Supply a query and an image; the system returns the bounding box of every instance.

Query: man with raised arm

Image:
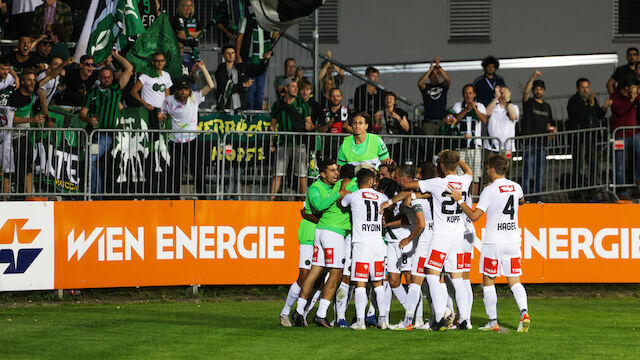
[447,154,530,333]
[383,150,473,330]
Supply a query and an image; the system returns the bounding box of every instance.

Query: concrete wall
[306,0,635,114]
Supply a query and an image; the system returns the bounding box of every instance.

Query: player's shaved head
[438,150,460,172]
[356,168,375,186]
[397,164,416,179]
[420,163,437,179]
[488,154,509,175]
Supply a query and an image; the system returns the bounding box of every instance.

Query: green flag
[116,0,146,47]
[126,13,182,78]
[87,0,119,64]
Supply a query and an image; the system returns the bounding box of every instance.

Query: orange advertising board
[54,201,301,288]
[48,201,640,289]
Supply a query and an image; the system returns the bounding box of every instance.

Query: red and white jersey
[341,188,389,244]
[418,174,472,234]
[476,177,523,243]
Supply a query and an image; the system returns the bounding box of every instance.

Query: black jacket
[566,93,605,130]
[214,60,268,110]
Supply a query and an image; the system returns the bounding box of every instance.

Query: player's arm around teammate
[447,154,530,332]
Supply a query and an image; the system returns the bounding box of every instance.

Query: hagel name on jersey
[497,222,517,230]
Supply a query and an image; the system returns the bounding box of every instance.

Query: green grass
[1,297,639,359]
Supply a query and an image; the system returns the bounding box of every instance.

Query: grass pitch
[1,296,639,359]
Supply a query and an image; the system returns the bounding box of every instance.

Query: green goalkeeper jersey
[298,200,316,246]
[315,178,358,236]
[337,133,389,169]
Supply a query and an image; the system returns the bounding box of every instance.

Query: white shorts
[298,244,314,270]
[461,220,475,272]
[480,241,523,277]
[343,234,353,276]
[386,240,415,274]
[410,231,432,277]
[275,144,307,177]
[312,229,346,269]
[426,232,464,273]
[458,147,482,182]
[350,241,385,282]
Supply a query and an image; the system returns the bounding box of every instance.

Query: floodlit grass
[1,297,639,359]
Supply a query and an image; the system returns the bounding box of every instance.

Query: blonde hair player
[447,154,530,333]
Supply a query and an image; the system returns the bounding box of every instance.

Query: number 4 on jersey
[502,194,515,220]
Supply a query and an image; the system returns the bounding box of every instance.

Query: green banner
[33,106,88,193]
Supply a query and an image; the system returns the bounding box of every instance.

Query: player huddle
[279,149,531,332]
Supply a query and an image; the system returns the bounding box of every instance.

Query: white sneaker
[279,314,292,327]
[350,322,366,330]
[517,313,530,333]
[390,321,413,330]
[444,308,455,328]
[414,317,425,328]
[378,320,390,330]
[415,322,431,330]
[479,322,500,331]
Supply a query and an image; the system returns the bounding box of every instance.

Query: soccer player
[447,154,530,333]
[337,112,392,169]
[340,168,389,330]
[332,164,360,328]
[292,159,351,327]
[279,192,321,326]
[387,150,473,331]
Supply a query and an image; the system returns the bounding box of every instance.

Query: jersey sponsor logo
[499,185,515,193]
[362,192,379,200]
[483,257,498,275]
[510,257,521,274]
[416,257,426,274]
[354,262,369,279]
[427,249,446,268]
[374,260,384,278]
[0,219,42,274]
[448,181,462,190]
[324,248,334,264]
[463,252,472,269]
[456,253,464,270]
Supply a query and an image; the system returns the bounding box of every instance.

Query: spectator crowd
[0,1,638,202]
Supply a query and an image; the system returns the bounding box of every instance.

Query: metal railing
[506,127,611,202]
[610,126,640,198]
[217,131,501,200]
[0,121,633,203]
[1,127,90,200]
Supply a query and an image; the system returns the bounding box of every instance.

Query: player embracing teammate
[448,154,530,332]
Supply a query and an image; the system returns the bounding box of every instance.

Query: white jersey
[418,174,472,234]
[341,188,389,244]
[384,201,412,243]
[476,177,523,243]
[411,197,434,233]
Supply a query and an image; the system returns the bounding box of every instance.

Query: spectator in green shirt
[269,79,314,200]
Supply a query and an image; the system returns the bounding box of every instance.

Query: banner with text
[1,202,639,290]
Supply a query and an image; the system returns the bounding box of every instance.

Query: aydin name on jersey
[362,223,382,232]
